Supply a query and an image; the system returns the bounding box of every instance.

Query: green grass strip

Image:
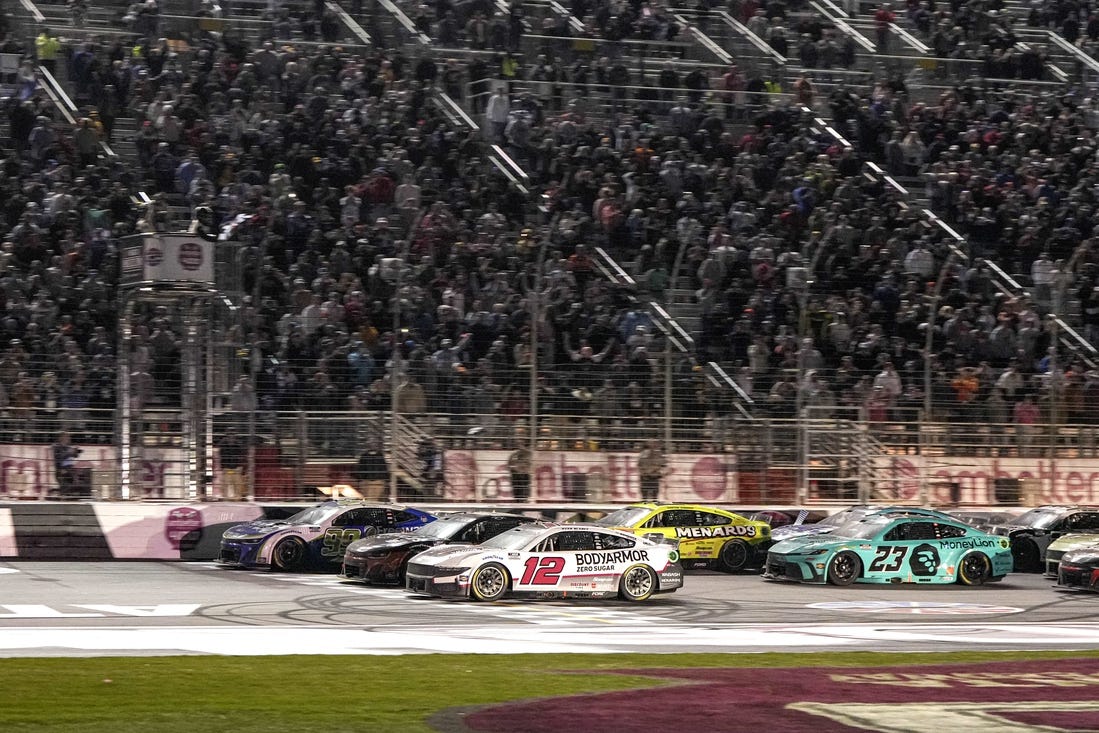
[4,650,1099,733]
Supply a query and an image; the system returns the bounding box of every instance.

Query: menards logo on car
[675,525,757,539]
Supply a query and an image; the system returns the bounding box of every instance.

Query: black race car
[338,512,536,584]
[991,505,1099,572]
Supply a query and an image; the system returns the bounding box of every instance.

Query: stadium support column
[923,254,954,418]
[529,238,549,502]
[118,295,136,500]
[389,237,410,503]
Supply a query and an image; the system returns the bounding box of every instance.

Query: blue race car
[218,500,435,571]
[764,512,1013,585]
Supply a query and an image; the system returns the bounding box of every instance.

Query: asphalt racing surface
[2,561,1099,657]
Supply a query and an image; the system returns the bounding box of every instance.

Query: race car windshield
[1011,508,1064,529]
[591,507,651,527]
[480,526,547,551]
[818,510,865,527]
[285,505,342,525]
[832,517,893,539]
[414,517,477,540]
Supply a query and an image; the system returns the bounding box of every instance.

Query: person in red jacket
[874,4,896,50]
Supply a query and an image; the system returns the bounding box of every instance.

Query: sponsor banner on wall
[142,234,214,283]
[0,445,189,500]
[443,451,738,503]
[872,456,1099,505]
[0,508,14,557]
[92,503,266,560]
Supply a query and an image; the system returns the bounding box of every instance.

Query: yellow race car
[592,503,772,572]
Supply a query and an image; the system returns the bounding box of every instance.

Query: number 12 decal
[520,556,565,585]
[868,546,908,572]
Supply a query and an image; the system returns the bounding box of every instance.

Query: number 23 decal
[868,546,908,572]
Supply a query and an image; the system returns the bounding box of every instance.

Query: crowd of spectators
[0,0,1096,455]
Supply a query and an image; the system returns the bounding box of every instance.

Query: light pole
[528,237,549,503]
[389,240,410,503]
[923,254,955,419]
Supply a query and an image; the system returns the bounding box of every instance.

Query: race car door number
[519,556,565,585]
[321,528,362,557]
[868,546,907,572]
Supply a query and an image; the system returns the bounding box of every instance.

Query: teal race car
[764,511,1013,586]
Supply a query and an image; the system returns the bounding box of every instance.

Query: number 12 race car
[405,523,684,602]
[218,500,435,571]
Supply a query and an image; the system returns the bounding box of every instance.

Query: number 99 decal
[321,528,362,558]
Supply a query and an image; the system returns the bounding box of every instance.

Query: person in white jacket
[485,89,510,142]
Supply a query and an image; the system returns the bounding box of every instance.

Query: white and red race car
[404,522,684,602]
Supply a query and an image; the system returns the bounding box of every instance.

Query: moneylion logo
[675,525,757,539]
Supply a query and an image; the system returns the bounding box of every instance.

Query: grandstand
[0,0,1097,506]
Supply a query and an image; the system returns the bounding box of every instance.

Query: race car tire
[826,551,861,586]
[957,552,992,586]
[470,562,509,602]
[1012,538,1041,573]
[717,539,751,573]
[619,564,657,602]
[272,537,307,572]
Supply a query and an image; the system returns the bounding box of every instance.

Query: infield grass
[4,650,1099,733]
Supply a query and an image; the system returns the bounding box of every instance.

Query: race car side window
[936,524,967,539]
[337,508,390,528]
[332,509,372,527]
[661,510,699,527]
[393,510,420,525]
[1067,513,1099,531]
[641,513,663,528]
[596,533,635,550]
[699,511,732,526]
[554,531,598,552]
[884,521,937,541]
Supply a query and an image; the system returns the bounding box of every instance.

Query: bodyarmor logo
[675,525,757,539]
[574,550,650,566]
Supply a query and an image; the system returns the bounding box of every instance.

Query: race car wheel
[1012,539,1041,573]
[958,552,992,586]
[717,539,751,573]
[619,564,657,602]
[470,562,509,602]
[827,551,861,586]
[272,537,307,572]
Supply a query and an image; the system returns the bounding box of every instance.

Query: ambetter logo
[178,241,204,271]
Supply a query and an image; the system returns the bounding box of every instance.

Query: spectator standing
[637,440,667,502]
[507,443,532,502]
[353,440,389,501]
[486,89,510,142]
[51,431,80,498]
[217,433,246,501]
[34,29,60,74]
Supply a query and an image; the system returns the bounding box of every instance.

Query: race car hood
[770,534,847,555]
[1049,533,1099,554]
[347,533,434,555]
[407,544,487,568]
[770,524,836,542]
[222,520,294,541]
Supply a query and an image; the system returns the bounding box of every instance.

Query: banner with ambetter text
[870,456,1099,505]
[442,450,739,503]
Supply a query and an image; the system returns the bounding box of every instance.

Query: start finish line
[0,605,200,618]
[5,622,1099,657]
